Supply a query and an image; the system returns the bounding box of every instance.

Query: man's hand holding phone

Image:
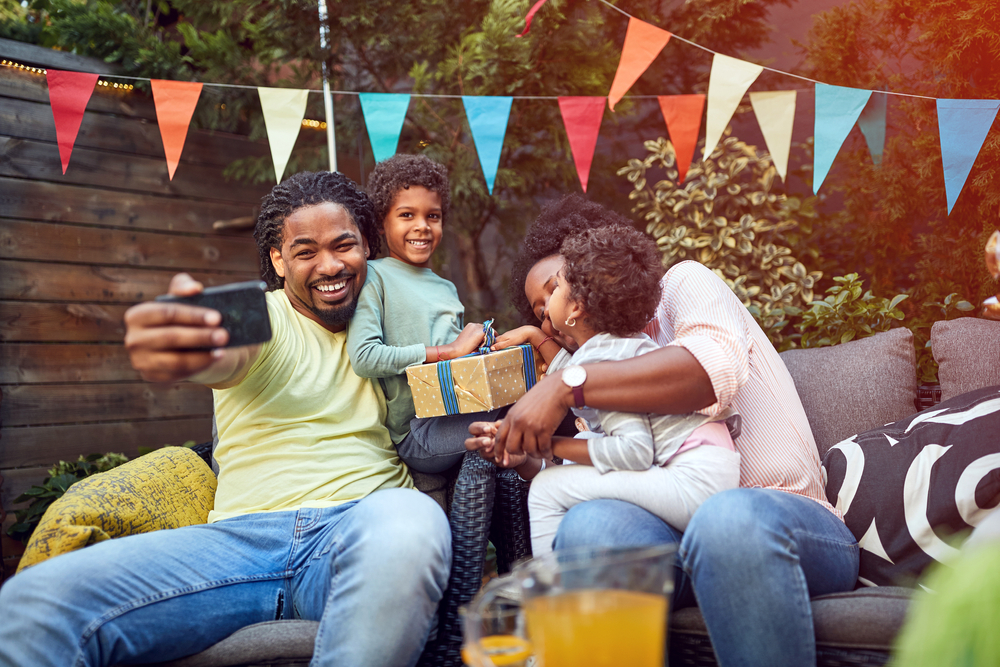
[124,274,268,387]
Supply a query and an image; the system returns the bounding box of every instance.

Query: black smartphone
[155,280,272,348]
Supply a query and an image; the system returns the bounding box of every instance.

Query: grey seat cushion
[670,586,913,651]
[156,620,317,667]
[780,328,918,457]
[931,318,1000,401]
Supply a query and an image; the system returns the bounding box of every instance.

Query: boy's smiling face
[382,185,443,268]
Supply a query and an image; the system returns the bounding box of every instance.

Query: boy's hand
[492,325,544,351]
[447,322,486,358]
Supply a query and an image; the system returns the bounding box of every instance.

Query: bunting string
[4,0,996,210]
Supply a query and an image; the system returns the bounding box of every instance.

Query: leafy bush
[7,453,129,543]
[796,274,908,348]
[618,133,822,349]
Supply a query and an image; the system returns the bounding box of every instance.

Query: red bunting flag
[515,0,549,37]
[151,80,204,180]
[46,69,99,174]
[657,94,705,183]
[607,18,672,111]
[558,97,605,192]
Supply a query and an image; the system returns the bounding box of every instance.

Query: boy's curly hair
[367,154,451,249]
[510,195,636,323]
[560,226,663,337]
[254,171,380,291]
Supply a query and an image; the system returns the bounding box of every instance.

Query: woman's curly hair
[510,194,636,323]
[560,226,664,337]
[254,171,380,291]
[367,154,451,250]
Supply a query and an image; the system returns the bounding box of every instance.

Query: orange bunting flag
[46,69,99,174]
[607,18,671,111]
[151,80,204,180]
[558,97,605,192]
[657,94,705,183]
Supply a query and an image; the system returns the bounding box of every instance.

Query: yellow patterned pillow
[17,446,216,573]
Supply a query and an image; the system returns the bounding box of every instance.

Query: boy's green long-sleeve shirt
[346,257,464,444]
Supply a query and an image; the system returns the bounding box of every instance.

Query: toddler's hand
[465,420,526,469]
[492,325,544,351]
[465,421,500,457]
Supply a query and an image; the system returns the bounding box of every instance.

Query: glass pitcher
[462,543,677,667]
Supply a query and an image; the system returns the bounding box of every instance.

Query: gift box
[406,344,543,418]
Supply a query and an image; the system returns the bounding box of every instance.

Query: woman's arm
[497,346,714,459]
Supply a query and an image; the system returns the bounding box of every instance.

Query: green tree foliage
[0,0,804,323]
[619,132,821,349]
[800,0,996,331]
[797,273,907,348]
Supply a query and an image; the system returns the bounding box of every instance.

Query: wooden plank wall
[0,46,275,577]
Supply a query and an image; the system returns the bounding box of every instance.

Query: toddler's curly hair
[510,195,635,323]
[367,154,451,251]
[560,225,664,337]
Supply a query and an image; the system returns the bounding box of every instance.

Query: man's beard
[311,296,358,328]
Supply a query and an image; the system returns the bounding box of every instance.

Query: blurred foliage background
[1,0,996,380]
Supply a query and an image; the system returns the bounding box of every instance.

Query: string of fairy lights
[0,57,327,130]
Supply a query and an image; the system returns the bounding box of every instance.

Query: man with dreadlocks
[0,171,451,667]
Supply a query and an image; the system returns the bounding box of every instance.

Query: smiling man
[0,171,451,667]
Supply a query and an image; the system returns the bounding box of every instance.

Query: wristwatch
[561,365,587,408]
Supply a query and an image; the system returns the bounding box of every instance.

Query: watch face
[563,365,587,387]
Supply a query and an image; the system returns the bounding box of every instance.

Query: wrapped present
[406,321,543,418]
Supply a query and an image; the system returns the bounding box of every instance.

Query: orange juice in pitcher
[525,588,668,667]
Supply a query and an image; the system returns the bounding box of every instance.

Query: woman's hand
[495,372,572,460]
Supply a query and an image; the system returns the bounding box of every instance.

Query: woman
[477,195,859,667]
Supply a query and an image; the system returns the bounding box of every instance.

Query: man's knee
[353,489,451,570]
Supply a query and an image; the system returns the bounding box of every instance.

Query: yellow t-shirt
[208,290,413,522]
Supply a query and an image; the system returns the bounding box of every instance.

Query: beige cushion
[779,328,917,457]
[930,318,1000,401]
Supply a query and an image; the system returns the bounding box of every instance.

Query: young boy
[347,154,503,473]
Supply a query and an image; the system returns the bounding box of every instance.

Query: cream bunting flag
[258,87,310,183]
[703,54,763,160]
[749,90,796,182]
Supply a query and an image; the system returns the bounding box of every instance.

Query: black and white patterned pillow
[823,386,1000,587]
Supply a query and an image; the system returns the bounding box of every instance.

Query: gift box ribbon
[435,320,538,415]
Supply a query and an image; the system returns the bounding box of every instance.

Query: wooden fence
[0,39,274,577]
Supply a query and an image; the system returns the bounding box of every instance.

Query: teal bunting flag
[937,99,1000,214]
[462,96,513,195]
[358,93,411,163]
[858,92,887,167]
[814,84,873,194]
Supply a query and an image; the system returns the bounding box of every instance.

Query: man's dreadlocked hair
[509,194,635,323]
[367,154,451,246]
[254,171,380,291]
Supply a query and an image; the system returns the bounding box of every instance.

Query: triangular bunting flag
[151,80,203,180]
[607,18,671,111]
[359,93,411,164]
[558,97,605,192]
[814,83,872,194]
[258,87,310,183]
[749,90,796,182]
[703,54,763,160]
[462,96,513,195]
[937,99,1000,214]
[858,92,887,167]
[46,69,99,174]
[657,94,705,183]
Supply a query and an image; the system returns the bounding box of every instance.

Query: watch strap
[572,385,585,408]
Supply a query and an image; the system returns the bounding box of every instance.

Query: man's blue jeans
[0,487,451,667]
[554,488,859,667]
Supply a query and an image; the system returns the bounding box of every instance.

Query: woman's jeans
[554,488,860,667]
[0,487,451,667]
